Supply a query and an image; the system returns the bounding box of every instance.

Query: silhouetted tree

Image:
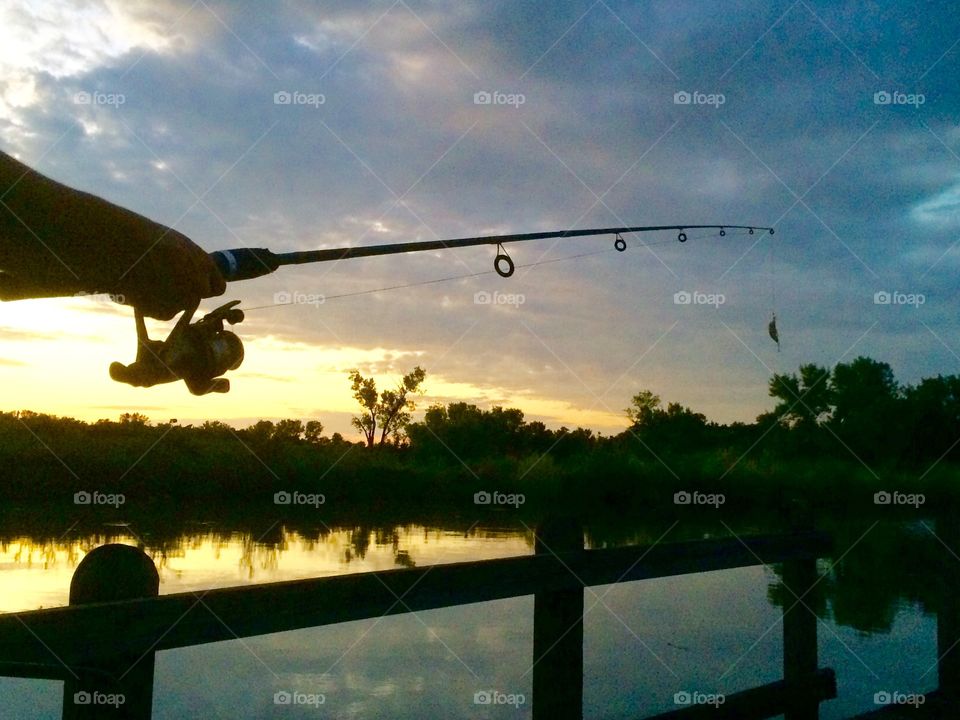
[408,402,561,458]
[408,402,484,457]
[348,366,426,447]
[767,364,833,431]
[552,426,596,457]
[304,420,325,445]
[246,420,275,444]
[759,363,833,455]
[901,375,960,463]
[626,390,661,429]
[828,357,901,460]
[623,391,710,453]
[273,419,304,442]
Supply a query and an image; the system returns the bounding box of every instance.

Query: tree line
[3,356,958,467]
[0,356,956,510]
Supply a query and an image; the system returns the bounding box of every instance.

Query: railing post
[937,516,960,700]
[62,544,159,720]
[533,517,583,720]
[782,502,819,720]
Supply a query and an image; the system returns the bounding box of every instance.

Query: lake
[0,514,944,718]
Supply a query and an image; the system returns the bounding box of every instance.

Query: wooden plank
[643,668,836,720]
[936,519,960,701]
[61,545,158,720]
[0,532,830,667]
[783,554,819,720]
[532,518,584,720]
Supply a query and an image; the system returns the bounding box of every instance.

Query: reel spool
[110,300,246,395]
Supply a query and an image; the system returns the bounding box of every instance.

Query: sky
[0,0,958,437]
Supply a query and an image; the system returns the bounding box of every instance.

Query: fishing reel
[109,300,245,395]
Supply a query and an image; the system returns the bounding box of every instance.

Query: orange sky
[0,297,631,436]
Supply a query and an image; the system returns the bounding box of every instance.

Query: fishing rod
[106,223,774,395]
[208,224,772,282]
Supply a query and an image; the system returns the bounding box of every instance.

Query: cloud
[911,179,960,228]
[92,404,169,411]
[233,371,293,383]
[0,326,60,342]
[0,0,191,146]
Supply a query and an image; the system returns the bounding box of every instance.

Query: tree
[273,419,304,442]
[304,420,325,445]
[119,412,150,426]
[623,390,711,453]
[901,375,960,461]
[767,363,833,430]
[626,390,661,429]
[829,357,898,426]
[246,420,275,444]
[348,366,427,447]
[407,402,543,458]
[828,357,902,460]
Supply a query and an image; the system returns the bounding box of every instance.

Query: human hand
[115,230,226,321]
[0,149,226,320]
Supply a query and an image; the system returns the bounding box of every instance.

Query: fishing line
[243,228,746,312]
[767,227,780,352]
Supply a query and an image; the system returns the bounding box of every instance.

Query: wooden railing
[0,520,836,719]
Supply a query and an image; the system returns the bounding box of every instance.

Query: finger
[196,252,226,299]
[207,264,227,297]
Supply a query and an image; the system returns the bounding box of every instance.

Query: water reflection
[0,524,537,613]
[766,517,946,635]
[0,512,955,718]
[0,512,951,635]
